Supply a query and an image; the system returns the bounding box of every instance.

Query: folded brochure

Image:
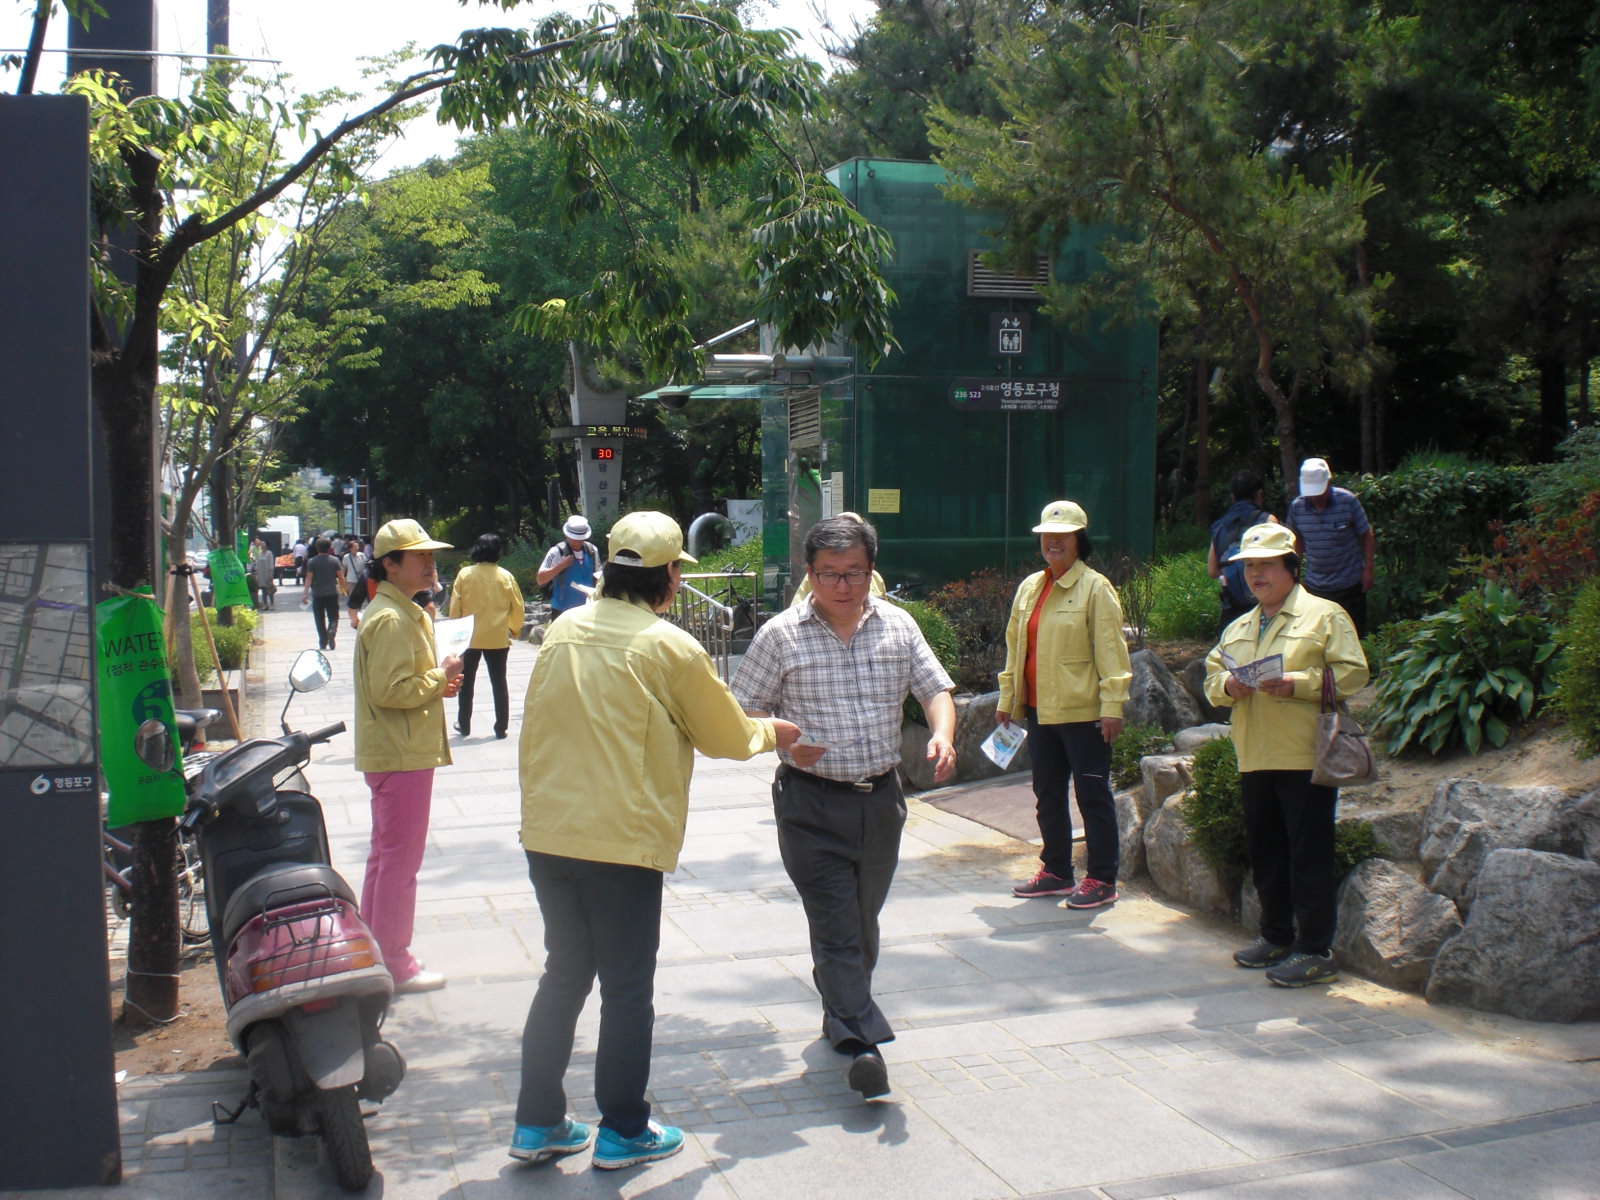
[1221,649,1284,688]
[980,722,1027,769]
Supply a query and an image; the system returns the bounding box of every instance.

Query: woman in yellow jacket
[997,500,1132,909]
[354,519,464,994]
[1203,523,1368,988]
[448,532,526,740]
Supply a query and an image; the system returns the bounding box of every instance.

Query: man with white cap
[510,511,820,1170]
[1286,457,1376,636]
[536,514,600,618]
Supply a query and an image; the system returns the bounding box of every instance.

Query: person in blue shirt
[537,515,600,618]
[1286,457,1376,637]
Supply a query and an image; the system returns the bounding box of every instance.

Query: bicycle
[103,810,210,945]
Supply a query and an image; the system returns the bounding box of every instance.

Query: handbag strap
[1320,668,1337,714]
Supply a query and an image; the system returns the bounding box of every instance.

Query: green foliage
[1553,578,1600,758]
[1178,736,1246,885]
[893,599,959,726]
[1153,523,1210,560]
[1112,723,1173,790]
[692,536,765,602]
[1351,460,1531,622]
[928,567,1021,692]
[1333,821,1385,877]
[1371,583,1558,755]
[190,607,257,684]
[1145,551,1219,641]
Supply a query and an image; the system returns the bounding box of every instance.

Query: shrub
[1553,578,1600,757]
[1370,582,1558,755]
[892,598,959,726]
[1111,722,1173,789]
[1482,490,1600,613]
[1352,457,1532,622]
[190,607,256,684]
[1145,550,1218,641]
[695,535,764,601]
[1177,735,1246,885]
[498,538,551,596]
[1333,820,1385,877]
[928,567,1020,691]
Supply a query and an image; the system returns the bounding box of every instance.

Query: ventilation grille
[967,252,1051,298]
[788,390,821,449]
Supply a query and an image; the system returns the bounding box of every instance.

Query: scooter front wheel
[316,1085,372,1192]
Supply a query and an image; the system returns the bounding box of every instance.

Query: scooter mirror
[133,717,175,773]
[288,649,333,693]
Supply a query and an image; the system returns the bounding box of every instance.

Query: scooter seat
[221,863,358,948]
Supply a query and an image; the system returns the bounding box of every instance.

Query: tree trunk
[213,452,235,626]
[1255,362,1300,498]
[1537,353,1567,461]
[1193,358,1212,527]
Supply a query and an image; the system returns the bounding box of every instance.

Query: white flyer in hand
[1221,649,1284,688]
[431,616,474,665]
[980,722,1027,769]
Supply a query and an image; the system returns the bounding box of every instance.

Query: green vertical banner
[208,547,251,609]
[96,589,186,825]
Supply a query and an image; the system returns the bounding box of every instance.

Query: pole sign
[949,378,1065,412]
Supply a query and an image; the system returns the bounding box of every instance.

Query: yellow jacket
[519,596,777,872]
[1203,585,1369,772]
[998,561,1132,723]
[353,582,454,773]
[448,562,525,650]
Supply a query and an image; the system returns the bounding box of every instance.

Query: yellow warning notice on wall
[867,489,901,514]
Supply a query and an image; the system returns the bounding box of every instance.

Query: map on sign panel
[0,543,95,768]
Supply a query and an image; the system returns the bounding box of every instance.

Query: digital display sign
[591,446,616,460]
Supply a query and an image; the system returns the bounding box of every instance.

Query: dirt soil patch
[109,948,237,1077]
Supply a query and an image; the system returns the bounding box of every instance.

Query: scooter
[165,649,404,1191]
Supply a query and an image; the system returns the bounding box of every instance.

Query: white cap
[1299,457,1331,497]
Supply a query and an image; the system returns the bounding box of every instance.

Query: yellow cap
[1229,523,1296,561]
[1032,500,1088,534]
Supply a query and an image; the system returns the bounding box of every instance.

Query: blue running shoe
[508,1117,593,1163]
[592,1120,685,1170]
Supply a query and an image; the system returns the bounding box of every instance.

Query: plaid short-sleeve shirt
[732,596,954,783]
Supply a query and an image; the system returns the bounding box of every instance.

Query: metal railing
[666,572,761,681]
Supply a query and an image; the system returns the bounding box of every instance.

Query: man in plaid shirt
[734,515,956,1101]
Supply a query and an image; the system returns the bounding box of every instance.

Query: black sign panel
[949,378,1065,412]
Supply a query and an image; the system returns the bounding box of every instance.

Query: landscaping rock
[1333,860,1463,993]
[1116,790,1146,880]
[901,693,1031,791]
[1124,649,1201,733]
[1143,794,1235,916]
[1343,806,1425,862]
[1419,780,1578,908]
[1425,849,1600,1023]
[1173,723,1231,754]
[1180,657,1230,724]
[1238,883,1261,938]
[1134,754,1191,823]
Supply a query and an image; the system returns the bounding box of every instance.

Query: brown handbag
[1310,668,1376,787]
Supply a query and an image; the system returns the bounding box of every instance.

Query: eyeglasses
[812,569,870,587]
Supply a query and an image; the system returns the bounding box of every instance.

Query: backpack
[1216,508,1267,606]
[541,541,598,600]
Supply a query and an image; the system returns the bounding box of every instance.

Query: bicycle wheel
[316,1085,373,1192]
[177,833,209,944]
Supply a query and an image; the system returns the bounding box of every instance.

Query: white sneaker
[394,969,446,994]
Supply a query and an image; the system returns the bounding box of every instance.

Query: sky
[3,0,877,168]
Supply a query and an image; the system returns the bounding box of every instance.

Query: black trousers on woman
[1026,712,1120,885]
[456,647,509,736]
[1241,770,1338,954]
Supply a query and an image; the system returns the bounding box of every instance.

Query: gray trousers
[773,764,906,1050]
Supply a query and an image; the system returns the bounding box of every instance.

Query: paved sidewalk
[30,604,1600,1199]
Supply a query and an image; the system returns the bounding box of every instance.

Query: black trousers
[1026,713,1120,884]
[774,765,905,1050]
[1306,581,1368,638]
[456,647,509,736]
[516,851,662,1137]
[1241,770,1338,955]
[311,594,340,648]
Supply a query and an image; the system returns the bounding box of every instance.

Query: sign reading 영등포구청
[949,379,1064,412]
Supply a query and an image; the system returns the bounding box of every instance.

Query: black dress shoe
[495,730,508,740]
[455,722,469,736]
[847,1050,889,1099]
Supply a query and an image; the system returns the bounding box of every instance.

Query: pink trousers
[361,768,434,983]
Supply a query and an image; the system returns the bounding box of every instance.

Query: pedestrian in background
[251,540,277,611]
[1000,500,1132,909]
[1204,523,1368,987]
[510,511,817,1169]
[1208,470,1277,634]
[1287,457,1376,637]
[353,519,463,995]
[302,537,343,650]
[537,515,600,619]
[448,531,525,739]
